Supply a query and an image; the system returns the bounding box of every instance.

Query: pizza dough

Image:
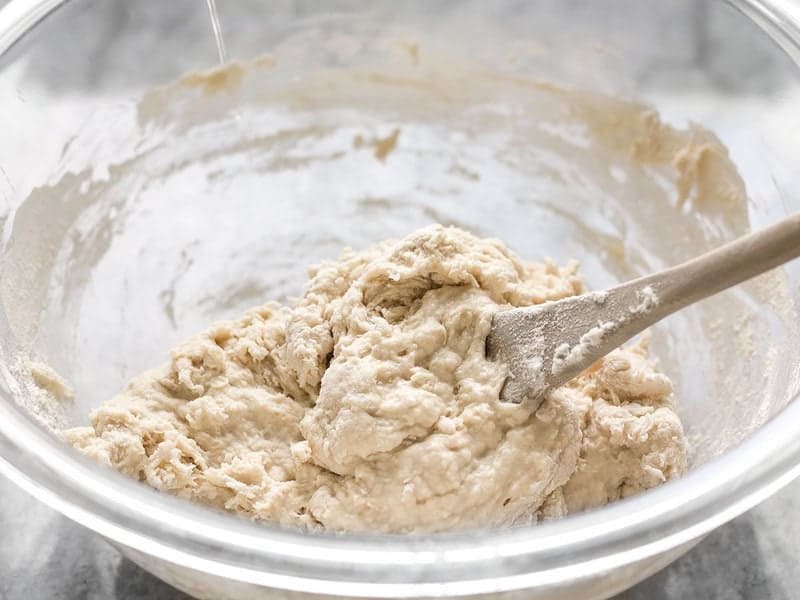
[64,225,687,532]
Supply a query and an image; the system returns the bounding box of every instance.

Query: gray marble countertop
[3,472,800,599]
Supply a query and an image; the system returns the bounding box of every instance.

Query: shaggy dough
[65,226,687,532]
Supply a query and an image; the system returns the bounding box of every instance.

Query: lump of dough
[64,225,688,532]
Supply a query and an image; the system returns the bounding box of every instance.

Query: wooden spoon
[486,214,800,406]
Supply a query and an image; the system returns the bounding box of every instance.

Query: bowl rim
[1,0,800,596]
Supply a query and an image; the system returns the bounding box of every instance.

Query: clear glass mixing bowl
[1,1,799,598]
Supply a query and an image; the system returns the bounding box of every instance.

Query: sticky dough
[64,226,687,532]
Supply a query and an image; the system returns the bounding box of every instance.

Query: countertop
[2,1,799,598]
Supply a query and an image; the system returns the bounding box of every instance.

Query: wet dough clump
[65,225,687,532]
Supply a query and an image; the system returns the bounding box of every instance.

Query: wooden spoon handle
[634,213,800,325]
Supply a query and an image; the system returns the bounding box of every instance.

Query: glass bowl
[1,1,799,598]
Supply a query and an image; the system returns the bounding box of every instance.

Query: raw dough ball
[64,225,687,532]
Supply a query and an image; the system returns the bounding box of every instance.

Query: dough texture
[65,226,688,532]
